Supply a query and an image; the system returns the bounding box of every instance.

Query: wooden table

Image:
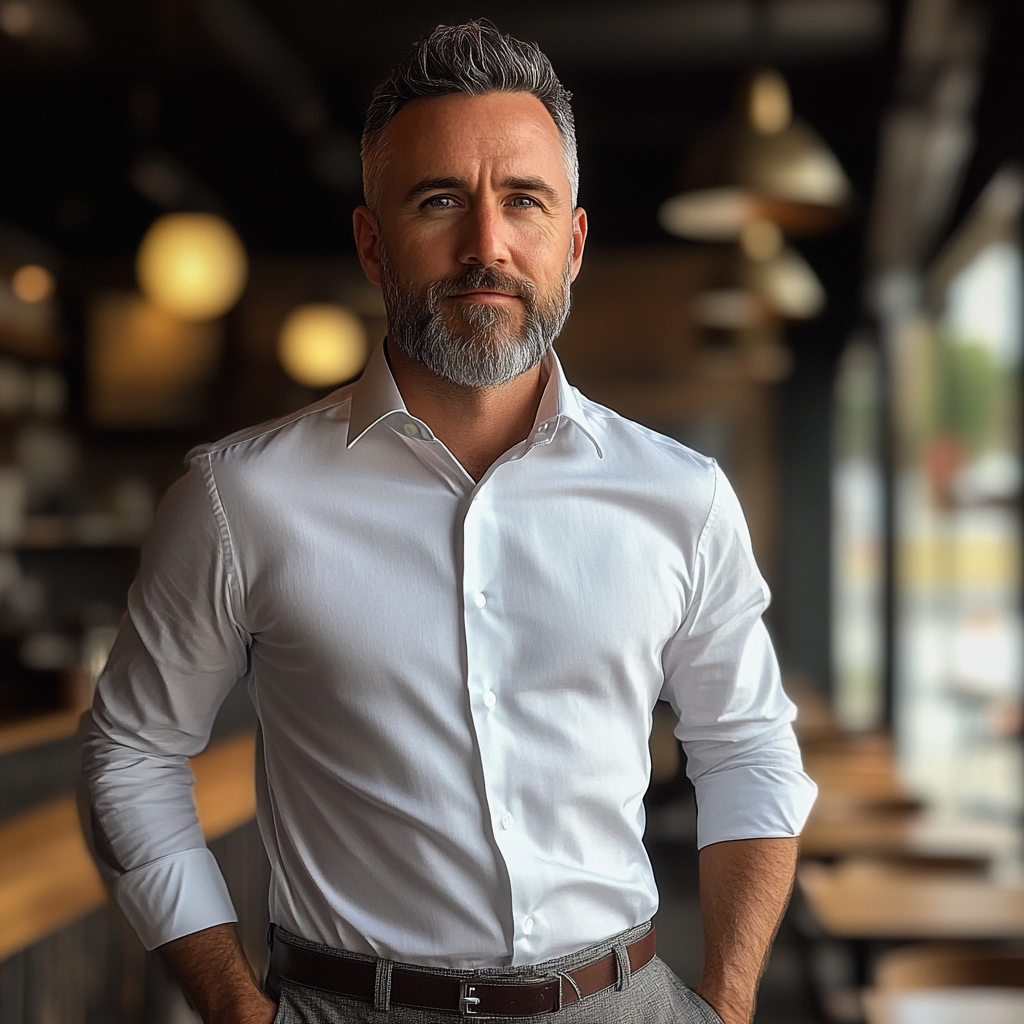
[802,733,922,811]
[0,710,80,756]
[863,987,1024,1024]
[800,809,1020,864]
[798,859,1024,940]
[0,731,256,961]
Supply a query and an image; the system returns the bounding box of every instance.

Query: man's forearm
[695,836,798,1024]
[159,923,276,1024]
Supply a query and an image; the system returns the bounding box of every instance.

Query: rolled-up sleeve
[80,453,250,949]
[661,463,817,849]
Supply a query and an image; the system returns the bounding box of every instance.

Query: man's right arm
[80,460,257,1015]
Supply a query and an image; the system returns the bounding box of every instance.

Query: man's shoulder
[575,389,720,483]
[185,386,356,471]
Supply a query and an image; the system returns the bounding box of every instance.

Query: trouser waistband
[267,922,656,1017]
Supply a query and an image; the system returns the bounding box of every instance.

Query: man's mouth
[451,290,521,301]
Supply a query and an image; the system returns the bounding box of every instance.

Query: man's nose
[457,201,512,267]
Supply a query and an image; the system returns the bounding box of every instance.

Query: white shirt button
[473,592,487,608]
[523,917,535,935]
[483,691,496,709]
[501,811,515,830]
[403,422,419,436]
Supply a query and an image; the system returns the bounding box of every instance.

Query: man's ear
[569,207,588,283]
[353,206,383,285]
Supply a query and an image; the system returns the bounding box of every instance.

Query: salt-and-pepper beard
[379,245,573,388]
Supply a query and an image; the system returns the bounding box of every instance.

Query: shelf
[0,730,256,961]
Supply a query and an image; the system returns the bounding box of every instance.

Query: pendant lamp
[278,304,368,387]
[691,218,826,329]
[660,70,851,241]
[136,213,248,322]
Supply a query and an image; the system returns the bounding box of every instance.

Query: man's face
[354,91,587,387]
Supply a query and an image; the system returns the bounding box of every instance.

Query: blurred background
[1,1,1022,1022]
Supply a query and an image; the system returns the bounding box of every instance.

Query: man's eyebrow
[403,177,469,204]
[501,176,560,202]
[402,174,562,205]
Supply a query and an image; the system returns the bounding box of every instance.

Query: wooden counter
[0,710,80,757]
[800,808,1020,864]
[798,859,1024,941]
[863,987,1024,1024]
[0,731,256,962]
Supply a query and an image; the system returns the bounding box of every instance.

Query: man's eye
[509,196,539,208]
[425,196,456,209]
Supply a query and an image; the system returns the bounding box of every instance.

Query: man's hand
[159,923,277,1024]
[694,836,798,1024]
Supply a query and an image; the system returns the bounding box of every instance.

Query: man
[82,21,816,1024]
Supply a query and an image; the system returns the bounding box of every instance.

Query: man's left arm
[695,837,798,1024]
[661,464,816,1023]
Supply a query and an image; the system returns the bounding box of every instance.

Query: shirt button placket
[463,489,526,947]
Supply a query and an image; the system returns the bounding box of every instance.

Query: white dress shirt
[82,340,816,967]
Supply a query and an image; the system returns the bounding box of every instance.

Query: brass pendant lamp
[660,70,852,242]
[692,218,826,330]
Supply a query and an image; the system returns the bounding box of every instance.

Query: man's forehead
[383,92,567,182]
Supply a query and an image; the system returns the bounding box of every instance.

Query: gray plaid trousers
[268,923,723,1024]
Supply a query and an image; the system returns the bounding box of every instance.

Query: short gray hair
[361,20,579,212]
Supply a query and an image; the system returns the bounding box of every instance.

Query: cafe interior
[1,1,1023,1021]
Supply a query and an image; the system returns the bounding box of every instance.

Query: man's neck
[386,340,548,483]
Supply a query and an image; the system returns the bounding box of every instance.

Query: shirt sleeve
[660,462,817,849]
[79,453,251,949]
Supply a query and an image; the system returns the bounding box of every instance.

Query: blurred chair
[801,731,922,814]
[783,671,841,744]
[862,944,1024,1024]
[872,943,1024,989]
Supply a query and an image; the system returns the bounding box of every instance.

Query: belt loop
[613,939,632,992]
[374,958,393,1012]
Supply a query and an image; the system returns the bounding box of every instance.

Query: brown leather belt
[269,923,656,1017]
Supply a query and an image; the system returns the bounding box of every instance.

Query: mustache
[427,267,539,307]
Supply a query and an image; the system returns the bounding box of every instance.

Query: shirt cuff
[112,847,238,950]
[693,766,818,850]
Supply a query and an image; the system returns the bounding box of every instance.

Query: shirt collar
[346,340,409,448]
[347,340,602,458]
[534,349,603,457]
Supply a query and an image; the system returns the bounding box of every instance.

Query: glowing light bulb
[749,71,791,135]
[278,304,368,387]
[0,2,33,39]
[11,264,55,303]
[740,219,783,262]
[136,213,248,321]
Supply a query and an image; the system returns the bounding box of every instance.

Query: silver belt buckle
[459,982,481,1015]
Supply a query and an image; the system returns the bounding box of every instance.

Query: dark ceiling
[1,0,900,261]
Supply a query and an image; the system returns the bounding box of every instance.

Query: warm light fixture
[749,247,826,320]
[277,304,368,387]
[659,70,851,241]
[692,239,825,330]
[0,2,32,39]
[136,213,248,321]
[11,264,55,303]
[739,218,783,262]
